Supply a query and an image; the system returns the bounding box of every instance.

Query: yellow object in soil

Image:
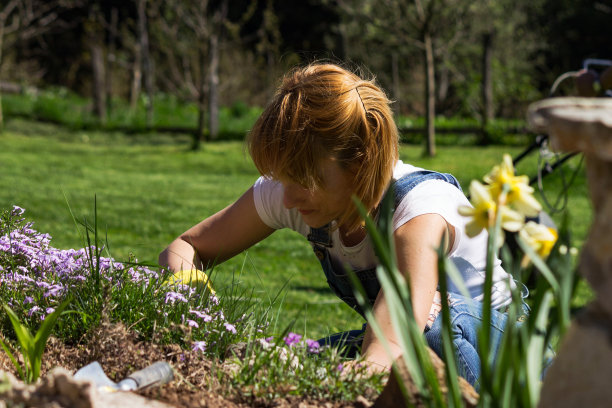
[165,269,215,294]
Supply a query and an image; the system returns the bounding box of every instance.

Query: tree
[335,0,470,157]
[148,0,255,148]
[0,0,63,131]
[137,0,154,126]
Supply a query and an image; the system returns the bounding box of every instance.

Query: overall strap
[307,170,462,249]
[305,169,463,315]
[389,170,462,209]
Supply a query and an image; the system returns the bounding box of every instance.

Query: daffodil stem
[479,204,502,403]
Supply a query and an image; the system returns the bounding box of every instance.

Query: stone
[528,97,612,405]
[373,348,478,408]
[0,368,175,408]
[538,304,612,407]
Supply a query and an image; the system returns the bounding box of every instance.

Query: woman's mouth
[298,209,314,215]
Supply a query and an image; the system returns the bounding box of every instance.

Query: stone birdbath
[528,97,612,406]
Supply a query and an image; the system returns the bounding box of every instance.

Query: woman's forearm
[158,238,202,272]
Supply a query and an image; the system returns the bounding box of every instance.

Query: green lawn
[0,118,593,339]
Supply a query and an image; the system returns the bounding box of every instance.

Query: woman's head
[247,62,399,231]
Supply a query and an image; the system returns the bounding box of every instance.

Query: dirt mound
[0,320,374,407]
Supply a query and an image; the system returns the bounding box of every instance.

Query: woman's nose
[282,183,307,209]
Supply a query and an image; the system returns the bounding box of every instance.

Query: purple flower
[337,363,344,372]
[23,296,34,304]
[46,307,55,314]
[44,284,63,298]
[164,291,187,304]
[192,341,207,352]
[27,306,41,316]
[187,319,199,328]
[283,332,302,347]
[306,339,321,354]
[190,309,213,322]
[224,323,237,334]
[11,206,25,216]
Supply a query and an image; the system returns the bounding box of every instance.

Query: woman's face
[279,158,355,228]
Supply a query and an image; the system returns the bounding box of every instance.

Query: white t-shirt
[253,160,513,309]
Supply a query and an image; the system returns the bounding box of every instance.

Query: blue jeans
[424,292,508,388]
[316,292,510,389]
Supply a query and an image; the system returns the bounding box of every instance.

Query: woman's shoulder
[392,160,424,179]
[252,177,309,235]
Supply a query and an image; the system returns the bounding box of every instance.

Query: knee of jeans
[453,338,481,387]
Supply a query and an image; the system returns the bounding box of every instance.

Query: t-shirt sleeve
[252,176,303,231]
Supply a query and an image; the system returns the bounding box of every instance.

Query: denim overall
[310,170,509,388]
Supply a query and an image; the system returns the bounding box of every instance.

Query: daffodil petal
[465,220,485,238]
[469,180,492,204]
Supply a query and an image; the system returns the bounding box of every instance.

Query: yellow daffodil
[519,221,558,264]
[484,154,542,217]
[165,269,215,294]
[459,180,524,245]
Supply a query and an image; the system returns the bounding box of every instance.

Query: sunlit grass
[0,118,593,339]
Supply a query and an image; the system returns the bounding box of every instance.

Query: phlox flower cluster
[279,332,321,354]
[1,206,239,354]
[458,155,557,260]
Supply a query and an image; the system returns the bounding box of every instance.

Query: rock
[0,368,175,408]
[539,304,612,407]
[528,97,612,405]
[354,395,373,408]
[373,348,478,408]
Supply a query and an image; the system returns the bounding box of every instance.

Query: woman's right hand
[158,186,275,272]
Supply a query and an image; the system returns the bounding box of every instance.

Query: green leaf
[2,304,34,355]
[525,291,552,406]
[0,337,25,381]
[32,297,72,381]
[515,235,560,293]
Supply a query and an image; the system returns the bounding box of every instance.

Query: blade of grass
[31,297,72,381]
[0,337,25,381]
[437,247,462,408]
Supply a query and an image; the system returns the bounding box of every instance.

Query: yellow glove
[165,269,215,295]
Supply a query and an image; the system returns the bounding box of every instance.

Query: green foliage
[351,158,579,406]
[230,337,385,401]
[2,88,261,139]
[0,122,593,338]
[0,299,71,384]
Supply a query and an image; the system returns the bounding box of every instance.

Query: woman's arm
[159,186,275,272]
[359,213,453,370]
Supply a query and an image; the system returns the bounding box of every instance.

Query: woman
[159,63,513,387]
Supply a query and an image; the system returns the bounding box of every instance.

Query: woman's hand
[340,358,390,378]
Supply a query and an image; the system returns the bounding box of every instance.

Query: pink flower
[192,341,206,352]
[283,332,302,347]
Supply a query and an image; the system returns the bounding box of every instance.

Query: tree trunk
[195,44,207,150]
[105,7,118,116]
[208,32,219,140]
[138,0,153,127]
[130,43,142,110]
[391,51,401,117]
[0,22,5,132]
[481,31,494,144]
[424,31,436,157]
[91,41,106,123]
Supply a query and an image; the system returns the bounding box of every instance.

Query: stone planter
[528,97,612,406]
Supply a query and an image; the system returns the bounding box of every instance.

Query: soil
[0,320,379,408]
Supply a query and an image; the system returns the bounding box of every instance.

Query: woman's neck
[338,224,366,247]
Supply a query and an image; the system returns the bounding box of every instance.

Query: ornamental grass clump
[0,205,256,359]
[351,154,579,407]
[1,203,382,403]
[230,330,385,401]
